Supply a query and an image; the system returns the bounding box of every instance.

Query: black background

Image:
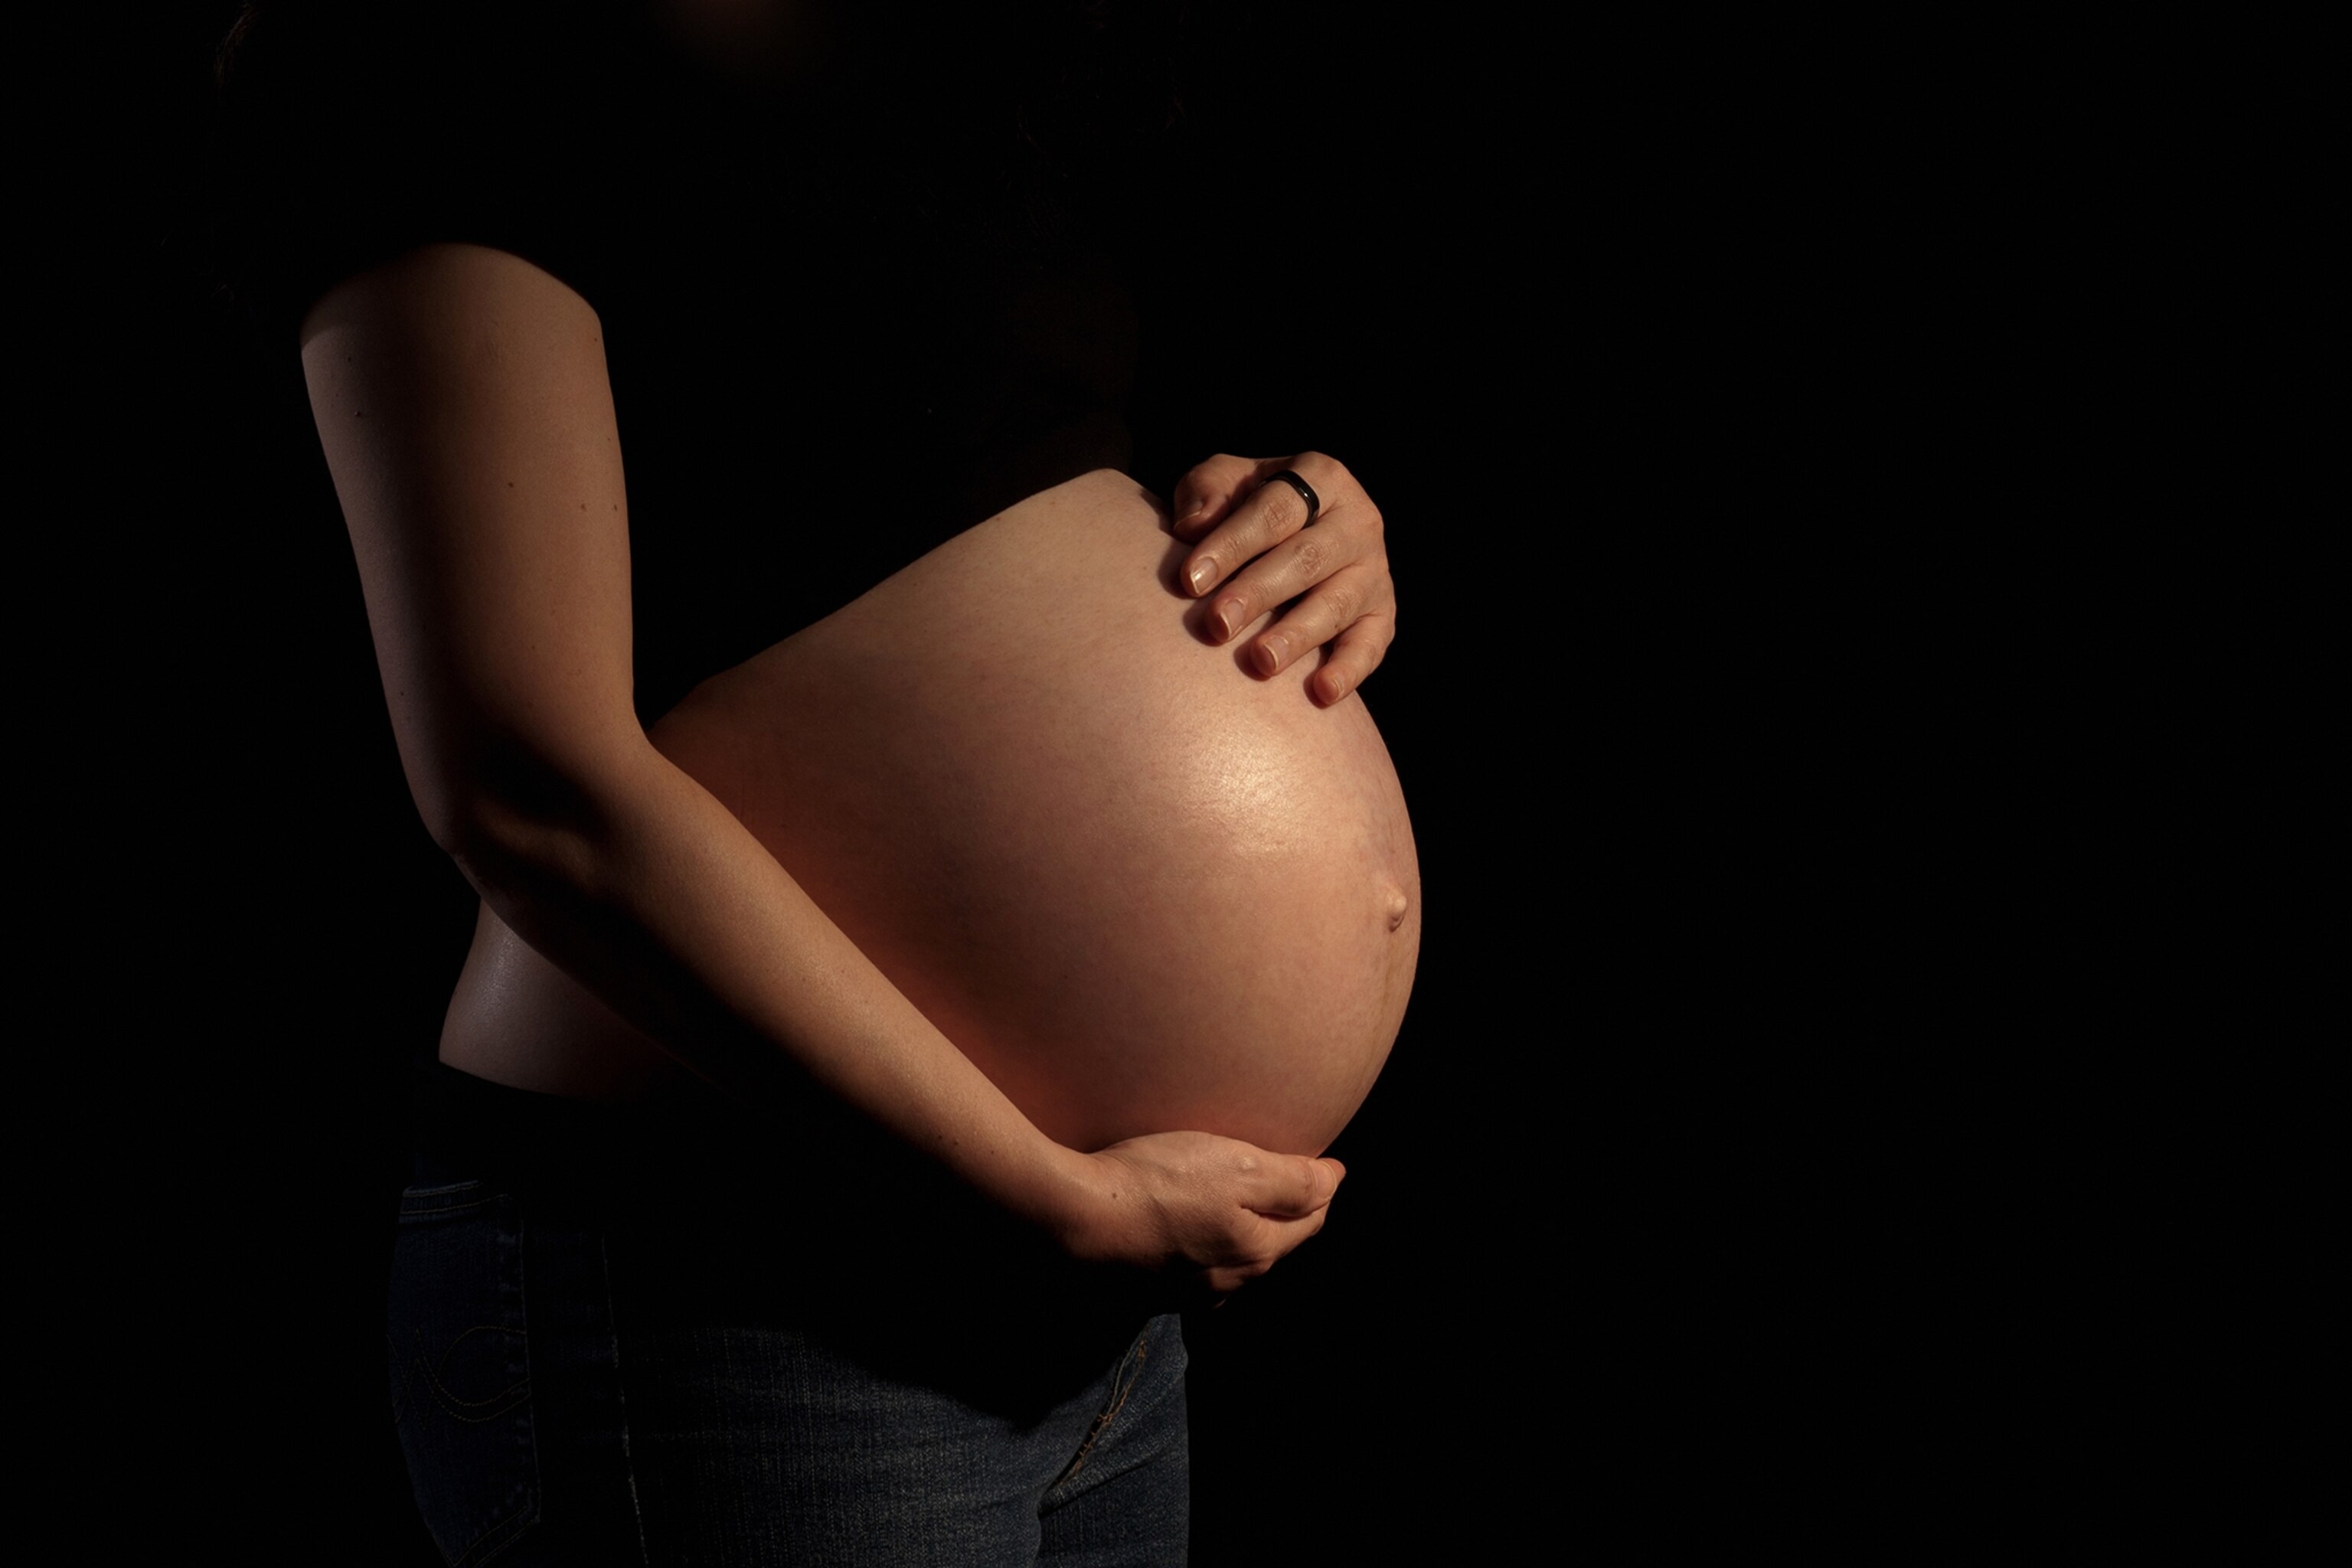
[95,2,2265,1559]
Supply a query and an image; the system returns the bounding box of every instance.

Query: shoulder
[213,2,638,343]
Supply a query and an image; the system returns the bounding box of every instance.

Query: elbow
[412,774,487,866]
[420,792,524,890]
[410,733,650,900]
[414,782,550,899]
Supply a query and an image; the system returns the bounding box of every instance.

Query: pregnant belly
[446,470,1419,1156]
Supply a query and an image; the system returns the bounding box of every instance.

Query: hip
[391,1062,1188,1564]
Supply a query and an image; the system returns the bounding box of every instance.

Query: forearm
[445,733,1099,1239]
[294,242,1338,1296]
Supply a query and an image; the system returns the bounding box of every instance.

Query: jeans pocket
[388,1181,540,1567]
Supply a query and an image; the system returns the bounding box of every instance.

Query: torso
[439,470,1419,1156]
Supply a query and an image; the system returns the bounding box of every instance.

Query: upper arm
[299,243,642,848]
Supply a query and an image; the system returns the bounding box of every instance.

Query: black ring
[1266,469,1320,526]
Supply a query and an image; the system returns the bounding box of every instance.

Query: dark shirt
[217,0,1145,720]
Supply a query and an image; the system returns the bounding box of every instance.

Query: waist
[405,1056,1168,1387]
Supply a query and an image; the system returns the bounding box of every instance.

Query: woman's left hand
[1171,452,1394,707]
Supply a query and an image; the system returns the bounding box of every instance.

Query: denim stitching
[1048,1328,1149,1491]
[401,1194,505,1220]
[387,1187,537,1566]
[597,1233,652,1565]
[448,1498,534,1568]
[393,1329,534,1565]
[387,1330,412,1426]
[387,1325,530,1426]
[518,1207,545,1560]
[402,1324,533,1422]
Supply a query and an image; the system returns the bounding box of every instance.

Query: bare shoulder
[300,243,606,413]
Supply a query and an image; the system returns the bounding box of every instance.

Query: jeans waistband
[404,1056,1162,1349]
[407,1056,715,1191]
[405,1057,1082,1265]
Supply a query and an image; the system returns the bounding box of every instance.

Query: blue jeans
[388,1063,1189,1566]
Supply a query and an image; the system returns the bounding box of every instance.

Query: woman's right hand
[301,243,1186,1263]
[1063,1132,1345,1298]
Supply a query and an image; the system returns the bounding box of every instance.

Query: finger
[1242,561,1389,678]
[1170,454,1261,544]
[1202,503,1378,645]
[1265,1203,1333,1250]
[1246,1154,1345,1218]
[1203,1211,1328,1295]
[1305,612,1394,706]
[1183,454,1341,601]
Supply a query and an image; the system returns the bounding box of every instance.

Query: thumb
[1250,1155,1346,1218]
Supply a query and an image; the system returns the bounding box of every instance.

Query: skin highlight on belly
[439,469,1419,1155]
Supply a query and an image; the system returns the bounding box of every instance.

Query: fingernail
[1187,560,1216,596]
[1255,633,1288,675]
[1212,596,1244,640]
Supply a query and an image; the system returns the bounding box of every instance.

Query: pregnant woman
[226,4,1416,1561]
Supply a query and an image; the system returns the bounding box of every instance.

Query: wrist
[1021,1144,1141,1266]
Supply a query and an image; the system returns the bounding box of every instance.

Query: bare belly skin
[439,469,1420,1155]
